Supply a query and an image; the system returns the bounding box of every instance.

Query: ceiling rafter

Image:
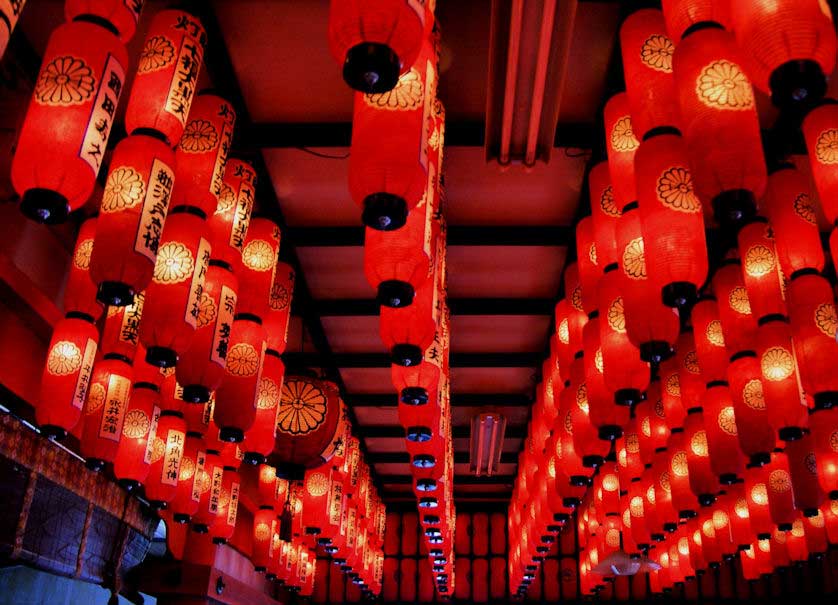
[368,451,519,464]
[345,393,532,408]
[284,351,542,369]
[357,425,526,439]
[378,474,516,486]
[307,297,555,317]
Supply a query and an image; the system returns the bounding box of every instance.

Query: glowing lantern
[263,262,295,355]
[626,477,651,547]
[803,509,829,554]
[191,444,223,532]
[726,353,775,465]
[99,294,144,362]
[703,381,744,483]
[124,10,206,146]
[242,351,285,464]
[582,318,629,440]
[556,385,593,489]
[171,93,236,217]
[80,354,133,470]
[763,453,797,531]
[380,263,439,366]
[64,218,103,320]
[144,411,187,508]
[615,202,679,362]
[348,36,436,230]
[169,432,204,523]
[212,315,267,442]
[683,408,717,505]
[755,317,807,440]
[784,434,824,515]
[651,448,679,533]
[208,158,255,274]
[809,406,838,499]
[252,507,277,572]
[237,218,280,320]
[139,208,211,367]
[12,20,128,223]
[561,263,589,355]
[328,0,428,93]
[730,0,834,109]
[589,162,619,272]
[696,507,723,565]
[672,23,765,228]
[691,297,728,383]
[574,217,599,315]
[603,94,639,209]
[675,330,704,412]
[786,272,838,409]
[209,466,240,544]
[712,260,757,356]
[0,1,26,57]
[65,0,143,43]
[725,482,753,549]
[634,132,708,307]
[737,219,785,322]
[275,375,344,468]
[113,383,157,490]
[302,464,340,546]
[762,165,825,276]
[667,428,698,518]
[635,380,670,464]
[597,268,649,406]
[744,464,775,538]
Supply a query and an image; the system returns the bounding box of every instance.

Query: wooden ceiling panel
[450,314,551,353]
[353,405,399,427]
[449,405,530,427]
[320,315,381,353]
[450,367,535,394]
[338,367,393,394]
[363,437,408,454]
[447,245,566,299]
[295,245,369,300]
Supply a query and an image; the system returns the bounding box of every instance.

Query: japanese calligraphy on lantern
[230,164,254,250]
[144,406,161,464]
[162,427,185,486]
[211,285,237,366]
[72,338,97,410]
[346,506,357,548]
[201,396,215,429]
[226,481,240,526]
[422,162,436,259]
[209,465,224,514]
[210,104,236,201]
[185,238,212,328]
[192,450,206,502]
[418,59,434,172]
[164,16,205,126]
[328,479,343,527]
[98,373,131,441]
[118,292,145,346]
[134,160,175,261]
[80,54,125,173]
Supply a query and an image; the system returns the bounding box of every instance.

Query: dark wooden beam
[381,490,511,501]
[286,224,573,247]
[345,392,532,408]
[356,425,526,439]
[368,451,518,464]
[307,297,555,317]
[378,474,516,486]
[284,351,542,369]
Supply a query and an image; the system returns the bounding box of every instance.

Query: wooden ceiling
[13,0,625,504]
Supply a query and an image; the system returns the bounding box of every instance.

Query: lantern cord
[295,147,350,160]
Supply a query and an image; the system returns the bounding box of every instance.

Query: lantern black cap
[182,384,211,404]
[118,478,141,492]
[412,453,436,468]
[582,454,604,469]
[173,513,190,524]
[343,42,400,94]
[401,387,429,406]
[363,192,408,231]
[244,452,266,465]
[377,280,414,308]
[713,189,757,234]
[392,344,423,367]
[146,346,178,368]
[640,341,674,364]
[770,60,827,113]
[779,427,805,441]
[96,282,136,307]
[85,458,106,473]
[615,388,641,407]
[406,426,432,442]
[20,188,70,225]
[598,425,623,441]
[219,427,244,443]
[416,478,437,492]
[40,424,68,441]
[662,282,697,310]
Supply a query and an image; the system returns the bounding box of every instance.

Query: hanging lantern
[659,354,686,428]
[556,385,593,490]
[124,10,206,147]
[169,432,204,523]
[713,260,758,356]
[626,477,651,548]
[691,297,728,383]
[804,102,838,223]
[171,93,236,217]
[786,272,838,410]
[242,351,285,464]
[672,23,766,228]
[667,428,698,518]
[191,443,223,532]
[175,261,238,403]
[236,219,280,320]
[275,375,344,468]
[634,132,708,308]
[36,314,99,439]
[252,507,277,572]
[561,263,589,356]
[80,354,134,471]
[737,219,786,322]
[809,406,838,499]
[11,19,128,223]
[139,208,210,367]
[209,466,240,544]
[569,357,612,466]
[265,262,295,354]
[651,447,679,533]
[615,201,679,362]
[620,9,678,139]
[683,408,717,506]
[588,162,620,272]
[675,329,704,413]
[703,381,744,483]
[113,383,158,491]
[65,0,143,43]
[784,434,824,516]
[726,353,776,466]
[328,0,429,93]
[603,93,640,209]
[755,316,807,440]
[207,159,256,276]
[212,314,267,442]
[0,1,26,58]
[64,218,103,320]
[348,34,436,230]
[144,411,187,508]
[90,134,175,306]
[743,463,776,539]
[597,268,649,407]
[763,452,797,531]
[635,379,670,465]
[730,0,834,110]
[302,464,342,547]
[574,217,600,315]
[100,293,144,362]
[582,318,629,441]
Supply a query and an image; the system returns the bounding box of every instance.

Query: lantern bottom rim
[778,427,804,442]
[243,452,265,465]
[219,427,245,443]
[662,282,697,310]
[770,60,826,112]
[640,341,674,364]
[39,424,67,441]
[362,192,408,231]
[401,387,429,406]
[117,478,141,492]
[20,188,69,225]
[597,425,622,441]
[343,42,400,95]
[96,282,136,308]
[182,384,211,404]
[712,189,757,236]
[582,455,604,469]
[391,344,423,367]
[85,458,106,473]
[173,513,190,524]
[145,346,178,368]
[377,280,415,308]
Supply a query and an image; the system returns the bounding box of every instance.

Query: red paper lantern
[803,509,829,554]
[182,393,213,435]
[583,317,630,441]
[139,208,211,367]
[786,272,838,409]
[80,354,134,470]
[348,36,436,230]
[675,330,704,413]
[175,261,238,403]
[588,162,619,271]
[570,355,613,465]
[171,93,236,217]
[212,314,267,442]
[328,0,429,93]
[12,20,128,223]
[380,260,439,366]
[615,202,679,362]
[208,158,256,274]
[574,217,600,315]
[803,102,838,222]
[730,0,835,109]
[556,385,593,490]
[275,375,344,468]
[726,353,775,465]
[302,464,342,547]
[743,463,775,538]
[124,10,206,146]
[603,93,639,209]
[712,260,758,356]
[635,379,670,465]
[597,268,649,406]
[763,452,797,531]
[144,411,187,508]
[660,354,686,427]
[65,0,143,43]
[620,9,678,138]
[635,132,708,307]
[191,444,223,532]
[651,448,679,533]
[252,507,278,572]
[64,218,103,320]
[683,408,717,505]
[265,262,295,354]
[809,406,838,499]
[672,23,766,227]
[703,381,745,483]
[242,351,285,464]
[99,292,144,361]
[737,219,786,322]
[560,263,588,355]
[667,428,698,518]
[113,383,157,490]
[169,432,204,523]
[209,466,240,544]
[626,477,651,548]
[237,218,280,319]
[36,315,99,439]
[691,297,727,383]
[784,434,824,515]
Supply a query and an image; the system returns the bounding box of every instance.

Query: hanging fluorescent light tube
[469,411,506,477]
